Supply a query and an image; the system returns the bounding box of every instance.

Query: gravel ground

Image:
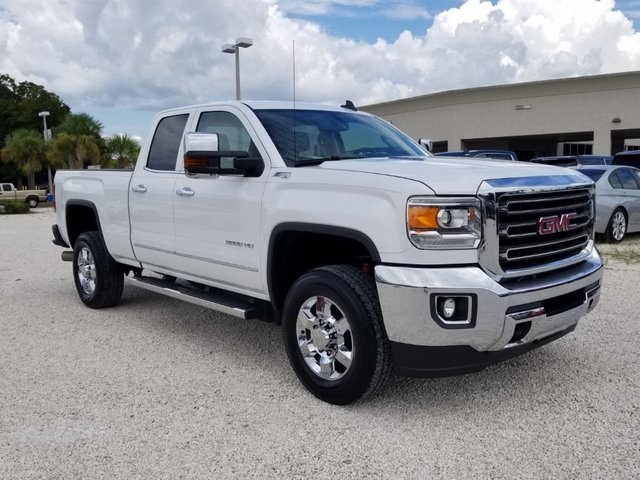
[1,209,639,479]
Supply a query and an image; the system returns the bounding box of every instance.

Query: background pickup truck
[1,182,47,208]
[51,101,603,404]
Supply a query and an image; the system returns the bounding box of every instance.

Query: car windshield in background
[578,169,606,182]
[253,109,425,166]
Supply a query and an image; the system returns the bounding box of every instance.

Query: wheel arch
[614,205,628,219]
[65,200,102,247]
[609,205,629,226]
[605,206,629,242]
[267,222,381,312]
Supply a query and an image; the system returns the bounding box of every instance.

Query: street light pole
[38,111,53,196]
[221,37,253,100]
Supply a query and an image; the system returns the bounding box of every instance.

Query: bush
[0,200,30,214]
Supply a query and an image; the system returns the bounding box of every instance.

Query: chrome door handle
[176,187,195,197]
[131,184,147,193]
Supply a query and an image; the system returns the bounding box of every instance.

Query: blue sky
[286,0,640,41]
[2,0,640,141]
[286,0,441,42]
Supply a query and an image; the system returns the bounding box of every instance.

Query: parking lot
[1,209,639,479]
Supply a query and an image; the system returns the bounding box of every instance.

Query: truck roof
[156,100,367,116]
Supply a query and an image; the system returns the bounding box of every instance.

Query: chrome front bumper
[375,248,603,353]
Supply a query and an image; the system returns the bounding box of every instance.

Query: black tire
[72,231,124,308]
[605,208,627,243]
[282,265,391,405]
[26,197,38,208]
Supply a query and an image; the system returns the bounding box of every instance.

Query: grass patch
[0,200,30,214]
[599,248,640,264]
[596,234,640,264]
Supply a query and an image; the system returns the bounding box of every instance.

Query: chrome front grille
[497,189,593,271]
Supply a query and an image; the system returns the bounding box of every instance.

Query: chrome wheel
[283,266,391,404]
[72,231,124,308]
[610,210,626,242]
[296,295,354,381]
[76,246,97,295]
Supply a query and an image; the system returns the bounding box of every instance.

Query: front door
[173,107,267,295]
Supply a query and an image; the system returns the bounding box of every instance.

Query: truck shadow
[119,286,581,413]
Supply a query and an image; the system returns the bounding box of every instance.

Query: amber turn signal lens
[408,206,439,230]
[184,157,209,168]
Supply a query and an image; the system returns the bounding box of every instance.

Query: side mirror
[183,132,263,177]
[418,138,433,153]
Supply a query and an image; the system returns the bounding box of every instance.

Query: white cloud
[1,0,640,120]
[277,0,430,20]
[276,0,379,16]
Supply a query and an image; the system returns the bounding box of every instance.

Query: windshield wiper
[293,156,359,167]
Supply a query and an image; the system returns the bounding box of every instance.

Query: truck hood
[319,156,590,195]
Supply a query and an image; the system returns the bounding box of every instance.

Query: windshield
[253,109,426,166]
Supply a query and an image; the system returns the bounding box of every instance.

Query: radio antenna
[292,40,296,106]
[293,40,297,163]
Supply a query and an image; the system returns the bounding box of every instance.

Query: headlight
[407,197,482,249]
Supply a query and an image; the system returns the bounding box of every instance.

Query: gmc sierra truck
[51,101,603,404]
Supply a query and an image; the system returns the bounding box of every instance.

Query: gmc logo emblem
[538,213,578,235]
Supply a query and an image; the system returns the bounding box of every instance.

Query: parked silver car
[577,165,640,242]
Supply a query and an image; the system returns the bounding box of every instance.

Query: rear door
[129,112,189,272]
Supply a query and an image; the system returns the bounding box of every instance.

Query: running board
[127,275,265,320]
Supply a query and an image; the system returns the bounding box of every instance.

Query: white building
[362,71,640,161]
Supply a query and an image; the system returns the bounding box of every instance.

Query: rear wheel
[605,208,626,243]
[73,231,124,308]
[26,197,38,208]
[282,265,391,405]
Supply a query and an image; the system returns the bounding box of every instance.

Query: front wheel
[605,208,627,243]
[282,265,391,405]
[73,231,124,308]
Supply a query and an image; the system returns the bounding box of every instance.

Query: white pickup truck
[52,101,603,404]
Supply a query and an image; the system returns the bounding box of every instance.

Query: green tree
[58,112,104,138]
[1,129,47,188]
[48,132,102,169]
[0,73,70,186]
[49,113,105,169]
[105,134,140,168]
[0,74,70,149]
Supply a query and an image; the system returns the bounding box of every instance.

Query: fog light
[431,294,477,328]
[442,297,456,319]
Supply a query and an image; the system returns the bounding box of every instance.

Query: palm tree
[1,129,46,188]
[58,112,104,138]
[48,132,102,169]
[48,113,105,169]
[105,134,140,169]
